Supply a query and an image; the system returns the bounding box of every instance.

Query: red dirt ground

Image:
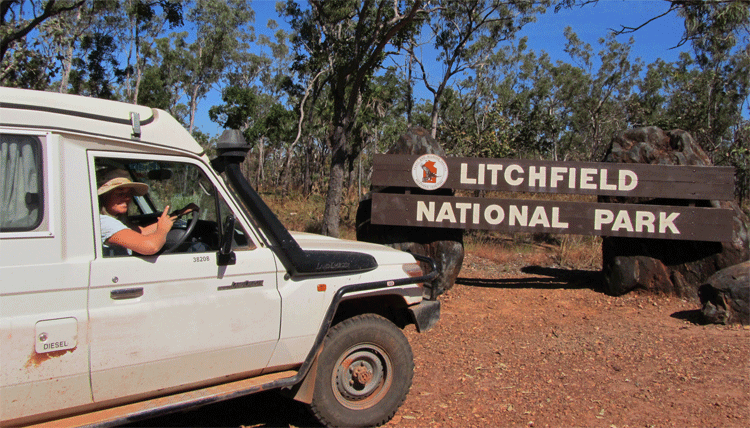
[390,253,749,428]
[136,252,750,428]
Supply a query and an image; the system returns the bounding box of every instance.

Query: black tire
[308,313,414,428]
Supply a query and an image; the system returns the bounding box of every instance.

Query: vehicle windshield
[118,160,216,221]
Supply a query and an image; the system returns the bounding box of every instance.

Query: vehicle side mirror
[217,214,236,266]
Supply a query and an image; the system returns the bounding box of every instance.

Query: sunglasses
[111,188,135,198]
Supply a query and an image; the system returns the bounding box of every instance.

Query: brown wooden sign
[371,193,734,242]
[368,154,736,242]
[372,154,735,200]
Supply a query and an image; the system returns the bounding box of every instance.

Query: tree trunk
[304,137,313,195]
[256,136,265,192]
[59,42,75,92]
[322,156,345,237]
[430,102,440,140]
[188,84,201,134]
[406,47,414,125]
[429,83,447,139]
[279,143,294,193]
[59,6,82,92]
[322,123,348,238]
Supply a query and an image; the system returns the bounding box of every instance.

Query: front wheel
[309,314,414,428]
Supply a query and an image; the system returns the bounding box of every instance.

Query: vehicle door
[1,132,92,422]
[87,152,281,402]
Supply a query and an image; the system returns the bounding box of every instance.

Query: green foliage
[136,62,175,110]
[0,44,53,89]
[209,86,262,130]
[414,0,549,138]
[1,0,748,211]
[283,0,427,236]
[67,31,121,99]
[0,0,86,63]
[718,120,750,203]
[246,102,296,147]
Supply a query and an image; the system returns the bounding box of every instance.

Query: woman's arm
[139,203,199,235]
[107,206,175,255]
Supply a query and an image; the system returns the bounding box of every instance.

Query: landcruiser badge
[411,154,448,190]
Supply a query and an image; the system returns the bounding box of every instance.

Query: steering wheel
[161,208,200,254]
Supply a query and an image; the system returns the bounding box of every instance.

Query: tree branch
[1,0,85,62]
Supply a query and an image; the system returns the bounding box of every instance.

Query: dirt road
[391,253,749,427]
[136,252,749,427]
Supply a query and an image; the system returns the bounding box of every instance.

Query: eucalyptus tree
[500,46,566,160]
[246,101,296,189]
[728,120,749,203]
[1,0,88,88]
[435,36,567,161]
[662,0,749,202]
[409,0,548,139]
[558,0,750,199]
[212,19,304,191]
[209,87,296,191]
[627,58,672,129]
[361,68,411,154]
[432,38,542,160]
[255,26,309,190]
[58,0,182,100]
[555,0,749,153]
[438,71,518,159]
[65,21,126,98]
[208,84,293,191]
[1,0,184,99]
[174,0,255,134]
[278,65,329,194]
[120,0,183,103]
[135,33,192,123]
[608,0,748,50]
[560,30,643,161]
[0,0,84,64]
[4,0,118,95]
[667,3,749,149]
[351,67,410,195]
[42,0,102,92]
[283,0,428,238]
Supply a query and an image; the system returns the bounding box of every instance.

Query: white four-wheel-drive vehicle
[0,87,440,427]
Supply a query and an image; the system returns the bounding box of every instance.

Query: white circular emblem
[411,154,448,190]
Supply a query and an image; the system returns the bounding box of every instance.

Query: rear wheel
[309,313,414,427]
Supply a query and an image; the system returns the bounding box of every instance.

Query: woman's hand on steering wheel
[171,203,199,218]
[161,204,200,254]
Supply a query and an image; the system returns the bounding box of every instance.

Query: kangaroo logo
[411,154,448,190]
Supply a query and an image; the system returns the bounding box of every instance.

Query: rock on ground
[601,127,749,299]
[700,261,750,325]
[357,126,464,296]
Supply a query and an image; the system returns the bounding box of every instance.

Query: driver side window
[94,157,251,257]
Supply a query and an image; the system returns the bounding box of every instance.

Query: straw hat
[97,169,149,196]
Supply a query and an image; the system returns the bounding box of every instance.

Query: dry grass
[262,190,603,270]
[454,189,599,203]
[464,230,601,271]
[553,234,602,269]
[261,190,358,240]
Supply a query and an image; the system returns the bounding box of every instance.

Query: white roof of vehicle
[0,87,203,155]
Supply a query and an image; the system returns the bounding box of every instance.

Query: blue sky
[194,0,729,136]
[523,0,688,65]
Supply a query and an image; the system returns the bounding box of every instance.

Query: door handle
[110,287,144,300]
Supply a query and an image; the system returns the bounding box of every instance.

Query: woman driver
[98,168,196,256]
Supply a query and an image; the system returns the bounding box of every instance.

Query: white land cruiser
[0,87,440,427]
